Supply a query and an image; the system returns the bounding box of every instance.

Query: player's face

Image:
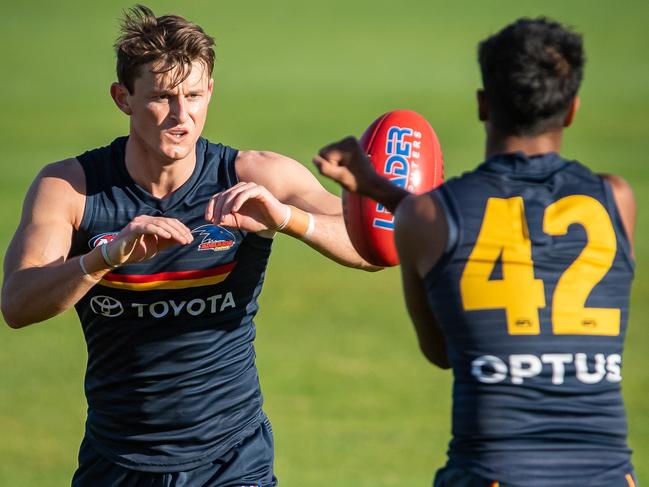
[123,60,213,163]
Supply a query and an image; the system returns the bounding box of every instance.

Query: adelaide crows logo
[191,225,236,252]
[88,232,118,249]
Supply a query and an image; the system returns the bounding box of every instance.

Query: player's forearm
[364,176,412,214]
[412,316,450,369]
[280,212,381,271]
[408,302,450,369]
[2,249,109,328]
[400,265,450,368]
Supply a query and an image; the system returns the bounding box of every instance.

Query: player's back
[426,151,635,486]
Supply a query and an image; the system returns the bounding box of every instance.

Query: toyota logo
[90,295,124,318]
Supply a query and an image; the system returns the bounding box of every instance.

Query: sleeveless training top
[70,136,273,472]
[425,152,634,486]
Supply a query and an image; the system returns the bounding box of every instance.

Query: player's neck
[124,135,197,199]
[485,127,564,159]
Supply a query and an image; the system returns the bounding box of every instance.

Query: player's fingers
[140,220,184,242]
[127,217,172,240]
[206,182,243,222]
[219,183,259,220]
[211,192,229,224]
[130,216,192,244]
[318,136,359,161]
[218,213,239,228]
[321,160,358,191]
[228,186,267,214]
[313,154,337,174]
[212,183,252,224]
[158,218,193,244]
[317,147,344,164]
[132,218,189,245]
[314,156,349,180]
[205,194,217,222]
[212,192,234,225]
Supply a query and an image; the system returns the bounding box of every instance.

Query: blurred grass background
[1,0,647,485]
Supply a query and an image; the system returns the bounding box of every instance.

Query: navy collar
[112,136,207,213]
[478,151,569,179]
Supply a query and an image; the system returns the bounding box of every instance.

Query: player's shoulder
[600,173,635,200]
[235,149,312,187]
[25,158,86,228]
[395,191,447,246]
[36,157,85,194]
[395,192,441,225]
[599,173,636,251]
[601,173,636,217]
[395,191,449,275]
[236,149,298,173]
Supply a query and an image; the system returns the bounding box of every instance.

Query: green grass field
[1,1,648,485]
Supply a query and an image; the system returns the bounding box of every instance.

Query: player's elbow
[420,344,451,369]
[1,302,31,330]
[435,359,452,370]
[1,304,27,329]
[1,290,34,329]
[362,263,383,272]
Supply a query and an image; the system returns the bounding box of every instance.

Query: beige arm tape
[277,205,315,240]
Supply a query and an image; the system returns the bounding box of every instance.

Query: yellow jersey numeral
[544,196,619,335]
[460,196,619,336]
[460,197,545,335]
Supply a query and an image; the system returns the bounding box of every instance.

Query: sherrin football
[343,109,444,267]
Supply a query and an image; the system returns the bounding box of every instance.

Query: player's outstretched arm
[1,160,193,328]
[313,136,411,213]
[205,150,379,270]
[393,194,449,368]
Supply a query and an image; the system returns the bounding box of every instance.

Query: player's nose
[170,96,189,123]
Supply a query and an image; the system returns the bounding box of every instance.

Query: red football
[343,110,444,267]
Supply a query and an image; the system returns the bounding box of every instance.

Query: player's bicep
[4,163,82,276]
[6,217,73,274]
[394,197,432,324]
[398,254,450,368]
[237,150,342,215]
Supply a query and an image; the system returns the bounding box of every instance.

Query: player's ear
[563,96,580,127]
[207,78,214,103]
[477,89,488,121]
[110,82,133,116]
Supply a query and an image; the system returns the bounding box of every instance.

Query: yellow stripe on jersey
[99,272,230,290]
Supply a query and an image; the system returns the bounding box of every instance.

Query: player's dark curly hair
[478,17,584,136]
[115,4,215,93]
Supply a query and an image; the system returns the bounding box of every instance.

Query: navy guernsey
[426,152,634,485]
[69,137,273,472]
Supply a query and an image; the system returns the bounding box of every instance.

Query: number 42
[460,196,620,336]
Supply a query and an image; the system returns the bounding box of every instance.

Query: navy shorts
[433,466,638,487]
[72,418,277,487]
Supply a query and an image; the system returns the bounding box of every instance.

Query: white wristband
[304,212,315,240]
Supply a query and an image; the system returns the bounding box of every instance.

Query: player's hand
[313,136,381,195]
[205,182,287,233]
[106,215,193,266]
